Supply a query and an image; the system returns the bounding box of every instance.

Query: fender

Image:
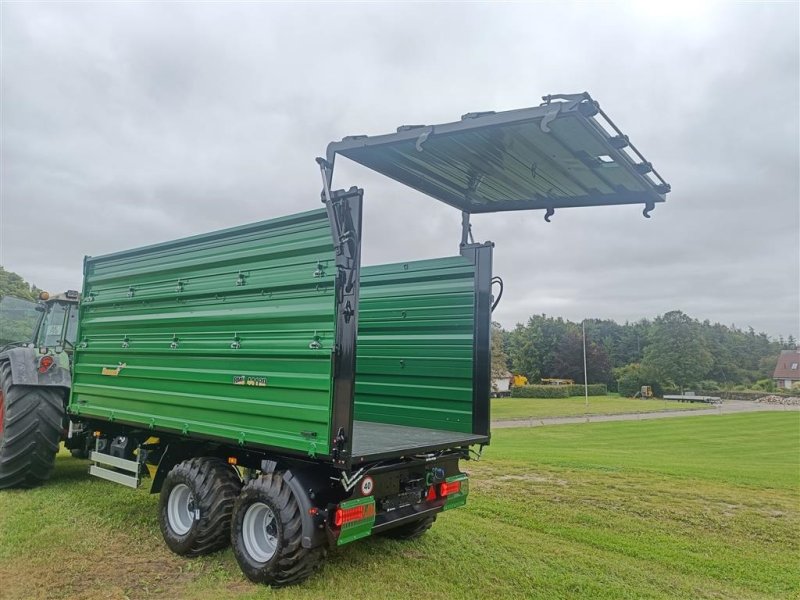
[0,346,71,388]
[283,468,330,549]
[150,443,197,494]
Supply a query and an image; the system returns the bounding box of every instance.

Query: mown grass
[0,412,797,599]
[492,394,709,420]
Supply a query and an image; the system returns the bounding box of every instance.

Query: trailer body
[70,207,490,466]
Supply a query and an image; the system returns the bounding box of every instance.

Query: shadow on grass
[48,458,92,484]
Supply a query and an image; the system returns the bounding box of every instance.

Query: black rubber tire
[379,515,436,540]
[231,472,326,587]
[158,457,242,557]
[70,448,90,459]
[69,434,93,459]
[0,361,65,489]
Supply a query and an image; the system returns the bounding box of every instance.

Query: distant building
[772,350,800,389]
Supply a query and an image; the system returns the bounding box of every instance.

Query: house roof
[772,350,800,380]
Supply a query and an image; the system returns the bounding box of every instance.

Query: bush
[511,385,570,398]
[695,388,794,401]
[615,363,664,397]
[752,379,776,392]
[510,383,607,398]
[571,383,608,396]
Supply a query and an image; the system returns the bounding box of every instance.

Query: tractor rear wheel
[0,362,65,489]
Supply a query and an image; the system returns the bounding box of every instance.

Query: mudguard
[283,468,330,549]
[0,346,71,388]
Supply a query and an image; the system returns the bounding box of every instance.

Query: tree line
[2,266,796,394]
[0,266,41,302]
[492,311,797,395]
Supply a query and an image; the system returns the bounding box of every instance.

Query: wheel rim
[167,483,197,535]
[242,502,278,563]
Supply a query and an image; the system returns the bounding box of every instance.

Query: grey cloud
[1,2,797,339]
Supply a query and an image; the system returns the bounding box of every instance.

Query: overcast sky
[1,2,798,338]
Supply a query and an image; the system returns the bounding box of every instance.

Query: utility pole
[582,320,589,411]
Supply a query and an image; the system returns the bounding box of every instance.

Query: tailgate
[327,92,669,215]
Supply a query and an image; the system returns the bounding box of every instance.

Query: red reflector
[438,481,461,497]
[333,503,375,528]
[38,355,54,373]
[426,486,437,502]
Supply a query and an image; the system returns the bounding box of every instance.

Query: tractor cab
[0,289,79,389]
[0,290,80,359]
[31,290,81,356]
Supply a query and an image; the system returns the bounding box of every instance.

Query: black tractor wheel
[0,362,65,489]
[231,472,326,587]
[159,457,242,557]
[380,515,436,540]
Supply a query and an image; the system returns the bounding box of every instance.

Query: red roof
[773,350,800,380]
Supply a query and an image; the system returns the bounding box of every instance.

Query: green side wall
[69,209,336,456]
[354,256,475,433]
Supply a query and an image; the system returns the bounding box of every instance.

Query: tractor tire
[380,515,436,540]
[0,361,65,489]
[159,457,242,557]
[231,472,326,587]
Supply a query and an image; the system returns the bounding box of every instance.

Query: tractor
[0,290,94,488]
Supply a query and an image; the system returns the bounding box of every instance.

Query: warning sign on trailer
[360,476,374,496]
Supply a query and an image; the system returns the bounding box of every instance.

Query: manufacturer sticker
[233,375,267,387]
[101,363,126,376]
[360,476,374,496]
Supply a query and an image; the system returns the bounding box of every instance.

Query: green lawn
[492,394,710,420]
[0,412,797,599]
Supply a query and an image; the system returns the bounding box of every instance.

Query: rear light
[426,485,437,502]
[438,481,461,497]
[333,502,375,528]
[38,355,55,373]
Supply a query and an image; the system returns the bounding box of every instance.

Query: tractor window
[37,302,68,349]
[65,305,79,347]
[0,296,40,346]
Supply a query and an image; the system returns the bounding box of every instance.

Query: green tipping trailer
[62,92,668,586]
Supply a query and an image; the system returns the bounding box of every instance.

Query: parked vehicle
[0,290,98,488]
[0,92,669,586]
[492,372,513,397]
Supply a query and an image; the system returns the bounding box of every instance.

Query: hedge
[511,384,608,398]
[695,389,795,401]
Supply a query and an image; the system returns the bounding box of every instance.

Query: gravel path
[491,400,800,429]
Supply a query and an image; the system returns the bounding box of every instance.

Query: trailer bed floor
[351,421,487,462]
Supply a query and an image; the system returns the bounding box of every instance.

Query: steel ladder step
[89,451,141,489]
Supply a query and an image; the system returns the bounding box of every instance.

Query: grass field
[492,394,710,420]
[0,412,797,599]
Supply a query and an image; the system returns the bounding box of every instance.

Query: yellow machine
[512,374,529,388]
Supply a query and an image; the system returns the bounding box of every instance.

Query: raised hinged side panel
[69,209,337,457]
[354,256,475,433]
